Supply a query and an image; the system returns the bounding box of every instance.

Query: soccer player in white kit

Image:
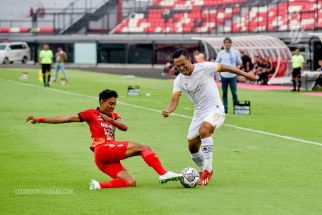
[162,49,255,186]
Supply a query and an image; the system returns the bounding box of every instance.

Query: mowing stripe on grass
[2,78,322,147]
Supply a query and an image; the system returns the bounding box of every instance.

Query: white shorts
[187,110,225,140]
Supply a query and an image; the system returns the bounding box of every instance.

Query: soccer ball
[180,167,200,188]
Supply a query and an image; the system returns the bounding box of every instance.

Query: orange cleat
[198,170,213,186]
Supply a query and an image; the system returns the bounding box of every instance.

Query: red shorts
[94,141,128,179]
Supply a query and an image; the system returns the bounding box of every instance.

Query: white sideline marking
[223,124,322,147]
[2,78,322,147]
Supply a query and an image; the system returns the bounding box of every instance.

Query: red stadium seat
[0,28,10,33]
[275,60,288,77]
[38,27,54,33]
[20,28,30,33]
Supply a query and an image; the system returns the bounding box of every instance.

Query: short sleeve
[78,109,92,122]
[201,62,222,76]
[173,77,182,95]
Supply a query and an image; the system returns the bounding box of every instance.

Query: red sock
[99,179,129,188]
[141,149,167,175]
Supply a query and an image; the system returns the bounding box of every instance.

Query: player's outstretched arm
[220,64,256,81]
[26,114,81,124]
[162,93,181,118]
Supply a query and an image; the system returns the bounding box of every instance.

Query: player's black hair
[223,37,232,43]
[99,89,118,101]
[172,49,191,59]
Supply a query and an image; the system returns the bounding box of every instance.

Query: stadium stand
[0,0,115,35]
[111,0,321,34]
[0,0,320,35]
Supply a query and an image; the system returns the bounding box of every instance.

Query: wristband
[38,118,46,123]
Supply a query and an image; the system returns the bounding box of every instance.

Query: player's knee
[128,141,150,153]
[199,127,211,137]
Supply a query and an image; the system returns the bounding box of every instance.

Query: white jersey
[173,62,224,115]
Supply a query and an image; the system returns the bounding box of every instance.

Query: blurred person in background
[316,60,322,72]
[215,37,242,113]
[39,44,53,87]
[54,47,68,84]
[240,50,253,73]
[163,60,175,76]
[254,56,264,84]
[238,50,254,82]
[256,57,274,85]
[194,53,206,63]
[291,48,304,91]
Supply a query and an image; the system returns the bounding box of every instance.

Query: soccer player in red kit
[26,89,182,190]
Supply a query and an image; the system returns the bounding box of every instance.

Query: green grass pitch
[0,68,322,215]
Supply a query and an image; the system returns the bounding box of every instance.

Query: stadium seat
[0,28,10,33]
[275,60,288,78]
[37,27,54,33]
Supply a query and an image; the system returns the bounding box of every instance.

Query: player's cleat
[89,179,101,190]
[198,170,213,186]
[159,171,183,184]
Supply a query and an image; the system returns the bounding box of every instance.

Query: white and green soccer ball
[180,167,199,188]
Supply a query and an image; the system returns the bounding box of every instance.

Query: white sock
[191,150,205,171]
[201,137,214,171]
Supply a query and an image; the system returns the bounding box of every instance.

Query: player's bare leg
[198,122,215,186]
[125,141,182,184]
[90,171,136,190]
[116,171,136,186]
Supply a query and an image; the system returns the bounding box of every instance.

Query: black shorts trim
[41,64,51,73]
[292,67,301,78]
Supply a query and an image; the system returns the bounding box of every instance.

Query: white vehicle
[0,42,30,64]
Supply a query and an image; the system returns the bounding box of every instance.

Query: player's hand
[162,110,170,118]
[100,113,113,122]
[26,114,39,124]
[246,72,256,81]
